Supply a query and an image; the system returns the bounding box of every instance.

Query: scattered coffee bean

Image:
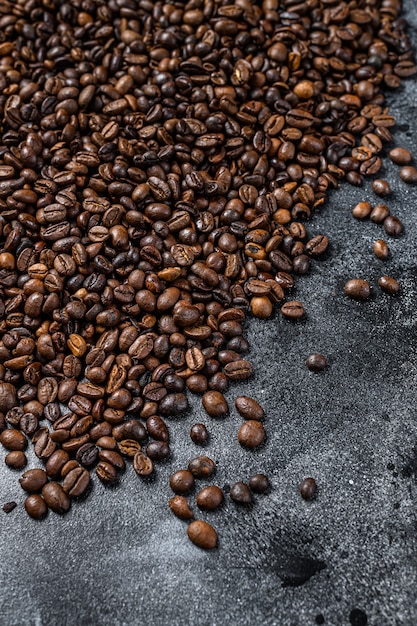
[188,456,216,479]
[399,165,417,184]
[0,429,27,452]
[281,301,305,320]
[344,279,371,301]
[248,474,270,494]
[187,520,218,550]
[19,469,48,493]
[133,452,153,477]
[5,451,27,470]
[202,391,229,418]
[230,482,252,504]
[352,202,372,220]
[235,396,264,421]
[300,477,317,500]
[237,421,266,449]
[42,482,71,514]
[170,470,195,495]
[169,496,194,521]
[373,240,390,260]
[306,354,327,372]
[190,424,209,446]
[195,485,223,511]
[24,494,48,520]
[378,276,400,295]
[3,501,17,514]
[384,215,403,237]
[372,179,391,196]
[389,147,413,165]
[370,204,390,224]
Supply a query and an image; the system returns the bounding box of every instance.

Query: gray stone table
[1,2,417,625]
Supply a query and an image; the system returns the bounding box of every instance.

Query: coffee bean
[372,179,391,196]
[0,429,27,451]
[202,391,229,418]
[187,520,218,550]
[370,204,390,224]
[373,240,389,260]
[5,450,27,469]
[237,421,265,449]
[169,496,194,520]
[230,482,252,504]
[133,451,153,477]
[389,147,412,165]
[305,354,327,372]
[281,301,305,320]
[19,468,48,493]
[25,494,48,519]
[344,279,371,301]
[378,276,400,295]
[42,482,71,514]
[63,467,90,497]
[3,501,17,514]
[190,423,209,446]
[96,461,118,484]
[235,396,264,421]
[188,456,216,479]
[399,165,417,184]
[384,215,403,237]
[300,477,317,500]
[169,470,195,494]
[248,474,270,493]
[196,486,224,511]
[352,202,372,220]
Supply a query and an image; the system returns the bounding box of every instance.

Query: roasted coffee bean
[196,486,224,511]
[237,421,265,449]
[230,482,252,504]
[169,496,194,520]
[133,451,153,477]
[281,301,305,320]
[19,468,48,493]
[188,456,216,479]
[45,450,70,479]
[399,166,417,184]
[300,477,317,501]
[3,501,17,514]
[235,396,264,421]
[42,482,71,514]
[389,147,413,165]
[352,202,372,220]
[344,279,371,301]
[202,391,228,418]
[373,240,389,260]
[305,354,327,372]
[170,470,195,495]
[370,204,390,224]
[384,216,403,237]
[248,474,270,493]
[187,520,217,550]
[5,450,27,470]
[63,467,90,497]
[0,429,27,451]
[190,423,209,446]
[25,494,48,519]
[146,416,169,442]
[378,276,400,295]
[146,441,170,461]
[96,461,118,484]
[372,179,391,196]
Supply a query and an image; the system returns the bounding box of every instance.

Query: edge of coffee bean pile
[0,0,415,549]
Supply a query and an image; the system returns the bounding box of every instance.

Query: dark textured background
[1,3,417,625]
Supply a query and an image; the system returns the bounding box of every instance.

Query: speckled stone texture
[1,3,417,625]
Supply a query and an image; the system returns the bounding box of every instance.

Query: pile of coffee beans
[0,0,415,548]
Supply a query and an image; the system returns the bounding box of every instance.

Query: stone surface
[1,3,417,625]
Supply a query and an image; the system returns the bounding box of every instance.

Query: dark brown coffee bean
[146,416,169,442]
[384,216,403,237]
[25,494,48,519]
[373,240,389,260]
[399,165,417,184]
[202,391,229,418]
[389,147,413,165]
[190,423,209,445]
[170,470,194,494]
[352,202,372,220]
[0,429,27,451]
[300,477,317,500]
[378,276,400,295]
[248,474,270,493]
[5,450,27,469]
[96,461,118,484]
[305,354,327,372]
[133,451,153,477]
[3,501,17,514]
[223,359,253,381]
[196,486,224,510]
[230,481,252,504]
[188,456,216,479]
[235,396,264,421]
[146,441,170,461]
[344,279,371,301]
[372,179,391,196]
[281,301,305,320]
[19,468,48,493]
[370,203,390,224]
[63,467,90,497]
[169,496,194,520]
[187,520,217,550]
[42,482,71,514]
[237,421,265,449]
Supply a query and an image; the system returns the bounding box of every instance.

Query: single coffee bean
[248,473,270,493]
[0,429,27,451]
[5,450,27,469]
[196,485,224,511]
[300,477,317,500]
[96,461,118,484]
[281,301,305,320]
[250,296,273,318]
[170,470,195,494]
[370,203,390,223]
[235,396,264,421]
[190,423,209,445]
[305,354,327,372]
[24,494,48,519]
[352,202,371,219]
[133,451,153,477]
[373,239,389,260]
[187,520,217,550]
[378,276,400,295]
[389,147,412,165]
[230,481,252,504]
[188,456,216,479]
[42,482,71,514]
[237,421,265,449]
[383,215,403,237]
[202,390,229,418]
[399,165,417,184]
[169,496,194,520]
[3,501,17,514]
[45,449,70,479]
[63,466,90,497]
[344,279,371,301]
[19,468,48,493]
[372,179,391,196]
